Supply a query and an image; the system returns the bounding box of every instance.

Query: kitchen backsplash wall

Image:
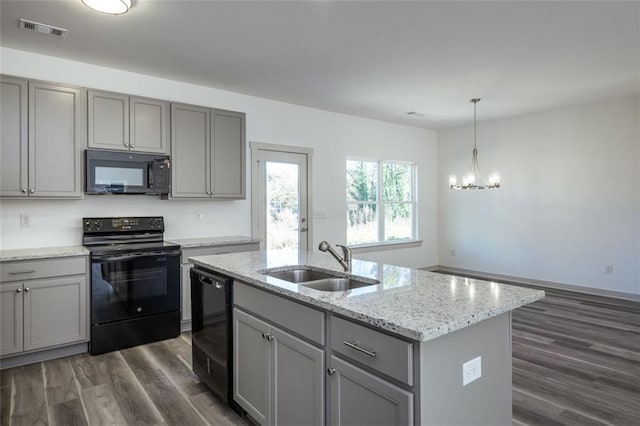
[0,196,251,248]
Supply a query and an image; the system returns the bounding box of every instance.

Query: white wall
[0,48,439,269]
[438,95,640,295]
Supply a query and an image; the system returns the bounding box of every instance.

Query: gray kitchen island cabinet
[0,256,88,359]
[234,284,325,426]
[170,103,246,199]
[88,90,169,154]
[0,76,85,198]
[189,251,544,426]
[328,355,413,426]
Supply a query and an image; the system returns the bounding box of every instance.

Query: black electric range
[83,216,181,355]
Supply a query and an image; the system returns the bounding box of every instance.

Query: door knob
[21,189,27,193]
[16,288,22,293]
[24,287,30,292]
[29,189,34,193]
[327,368,336,376]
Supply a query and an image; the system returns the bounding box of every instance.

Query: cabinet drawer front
[330,316,413,386]
[182,242,259,261]
[234,282,325,345]
[1,257,86,282]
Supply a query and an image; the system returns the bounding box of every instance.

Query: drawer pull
[9,270,36,275]
[344,341,377,358]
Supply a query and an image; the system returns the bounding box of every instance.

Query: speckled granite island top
[0,245,89,262]
[167,235,260,248]
[189,250,545,342]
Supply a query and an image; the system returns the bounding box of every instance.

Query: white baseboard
[422,265,639,302]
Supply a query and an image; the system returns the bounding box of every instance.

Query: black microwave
[85,149,171,195]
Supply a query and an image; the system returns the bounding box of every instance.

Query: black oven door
[91,249,181,325]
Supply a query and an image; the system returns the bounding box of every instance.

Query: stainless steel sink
[263,268,339,283]
[301,277,379,292]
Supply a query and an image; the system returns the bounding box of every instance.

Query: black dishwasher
[190,267,243,414]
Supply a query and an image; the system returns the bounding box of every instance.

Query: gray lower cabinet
[0,76,85,198]
[0,257,88,358]
[88,90,169,153]
[0,282,24,356]
[328,355,413,426]
[233,308,324,426]
[170,103,246,199]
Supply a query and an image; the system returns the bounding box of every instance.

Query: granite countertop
[167,235,260,249]
[0,245,89,262]
[189,250,545,343]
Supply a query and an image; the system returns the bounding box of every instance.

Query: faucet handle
[336,244,352,261]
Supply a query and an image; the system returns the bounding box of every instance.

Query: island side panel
[418,312,512,425]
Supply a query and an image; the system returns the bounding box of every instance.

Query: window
[346,159,416,246]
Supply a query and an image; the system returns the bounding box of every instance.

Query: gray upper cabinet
[0,76,28,197]
[211,110,246,198]
[171,103,246,199]
[171,103,210,198]
[88,90,169,154]
[87,90,129,150]
[1,76,84,198]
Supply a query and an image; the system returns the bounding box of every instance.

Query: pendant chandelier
[449,98,500,190]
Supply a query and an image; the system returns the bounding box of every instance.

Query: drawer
[330,315,413,386]
[0,257,87,282]
[183,242,259,262]
[234,281,325,345]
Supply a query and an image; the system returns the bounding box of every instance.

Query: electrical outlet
[605,265,613,275]
[450,249,456,257]
[20,214,31,228]
[462,356,482,386]
[194,212,203,222]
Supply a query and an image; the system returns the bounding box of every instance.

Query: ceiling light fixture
[449,98,500,190]
[81,0,132,15]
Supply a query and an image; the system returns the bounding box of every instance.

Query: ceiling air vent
[19,18,68,39]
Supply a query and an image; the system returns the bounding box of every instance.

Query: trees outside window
[346,159,416,246]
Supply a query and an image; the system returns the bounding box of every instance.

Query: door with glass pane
[254,148,309,252]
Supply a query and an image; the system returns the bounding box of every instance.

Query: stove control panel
[83,217,164,233]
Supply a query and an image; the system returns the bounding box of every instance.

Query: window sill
[349,240,423,254]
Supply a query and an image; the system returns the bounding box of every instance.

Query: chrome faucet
[318,241,352,272]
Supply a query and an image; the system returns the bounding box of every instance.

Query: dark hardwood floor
[511,287,640,426]
[0,334,245,426]
[0,286,638,426]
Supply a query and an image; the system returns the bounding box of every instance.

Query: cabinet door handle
[24,287,30,292]
[29,189,35,194]
[16,288,22,293]
[267,334,275,341]
[9,270,35,275]
[327,368,336,376]
[124,143,130,148]
[21,189,27,193]
[131,144,135,148]
[261,332,267,339]
[344,341,377,357]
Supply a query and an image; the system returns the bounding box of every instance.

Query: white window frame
[346,158,418,248]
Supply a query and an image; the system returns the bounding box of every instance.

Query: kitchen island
[190,250,544,426]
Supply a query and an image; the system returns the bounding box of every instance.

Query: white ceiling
[1,0,638,129]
